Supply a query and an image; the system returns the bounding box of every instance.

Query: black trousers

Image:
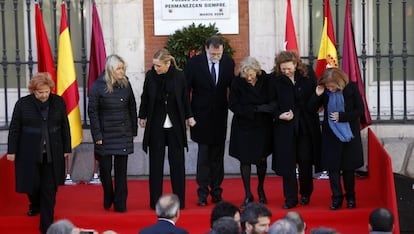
[98,154,128,211]
[149,128,186,209]
[28,160,57,233]
[282,134,313,205]
[196,143,225,200]
[328,170,355,202]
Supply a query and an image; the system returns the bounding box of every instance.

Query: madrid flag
[35,3,56,91]
[284,0,299,52]
[315,0,338,78]
[88,2,106,95]
[342,0,371,129]
[57,3,82,148]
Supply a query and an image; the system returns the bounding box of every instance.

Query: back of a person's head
[284,211,305,233]
[46,219,74,234]
[269,219,297,234]
[210,201,240,228]
[369,207,394,232]
[155,193,180,219]
[102,231,118,234]
[241,203,272,231]
[212,216,239,234]
[310,227,338,234]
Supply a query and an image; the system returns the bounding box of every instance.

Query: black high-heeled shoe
[258,188,267,204]
[240,194,254,209]
[329,200,343,210]
[347,199,356,208]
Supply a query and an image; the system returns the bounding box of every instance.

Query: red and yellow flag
[35,3,56,91]
[284,0,299,52]
[315,0,338,78]
[57,3,82,148]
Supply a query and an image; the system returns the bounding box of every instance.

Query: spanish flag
[284,0,299,52]
[35,3,56,91]
[57,3,82,148]
[315,0,338,78]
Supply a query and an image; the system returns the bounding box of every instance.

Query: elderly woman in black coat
[138,48,195,210]
[88,54,138,213]
[229,57,273,208]
[7,72,71,233]
[270,51,321,209]
[309,67,364,210]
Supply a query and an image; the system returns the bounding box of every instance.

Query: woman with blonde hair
[88,54,138,213]
[139,48,195,209]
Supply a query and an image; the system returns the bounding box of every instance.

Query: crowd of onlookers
[46,193,395,234]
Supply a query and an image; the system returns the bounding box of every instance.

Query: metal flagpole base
[64,174,77,185]
[88,173,101,185]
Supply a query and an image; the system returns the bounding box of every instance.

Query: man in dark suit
[138,193,188,234]
[184,35,235,206]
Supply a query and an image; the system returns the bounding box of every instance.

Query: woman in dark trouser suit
[228,57,273,208]
[138,48,195,209]
[309,67,364,210]
[269,51,321,209]
[88,54,138,213]
[7,72,71,233]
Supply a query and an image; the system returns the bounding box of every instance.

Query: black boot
[240,164,253,208]
[257,159,267,204]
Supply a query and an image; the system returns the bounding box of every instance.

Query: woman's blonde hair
[318,67,349,91]
[104,54,129,93]
[238,56,262,78]
[28,72,55,94]
[153,48,180,70]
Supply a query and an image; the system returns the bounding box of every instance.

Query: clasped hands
[279,110,294,121]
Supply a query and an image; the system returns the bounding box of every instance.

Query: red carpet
[0,176,381,234]
[0,129,400,233]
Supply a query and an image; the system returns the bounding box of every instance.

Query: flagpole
[87,1,106,185]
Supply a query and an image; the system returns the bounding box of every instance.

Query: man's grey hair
[46,219,74,234]
[155,193,180,219]
[284,211,305,233]
[212,216,239,234]
[269,219,297,234]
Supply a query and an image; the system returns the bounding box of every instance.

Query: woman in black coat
[88,54,138,213]
[309,67,364,210]
[229,57,273,208]
[138,48,195,209]
[7,72,71,233]
[270,51,321,209]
